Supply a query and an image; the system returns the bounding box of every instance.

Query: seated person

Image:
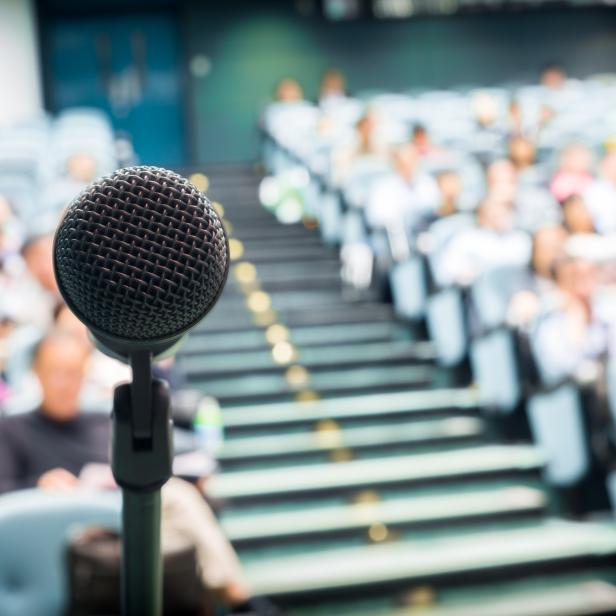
[562,194,595,235]
[540,63,567,90]
[508,135,547,187]
[318,68,347,107]
[507,98,550,141]
[332,108,388,185]
[471,92,506,163]
[507,224,568,325]
[411,124,447,160]
[530,257,609,385]
[434,170,463,219]
[515,183,561,233]
[550,144,594,203]
[486,158,517,203]
[261,77,315,145]
[365,143,439,230]
[583,151,616,234]
[0,331,281,616]
[274,77,304,103]
[409,169,466,247]
[434,195,531,287]
[507,98,524,138]
[3,234,60,333]
[53,303,131,410]
[473,91,503,135]
[0,195,23,267]
[486,157,558,231]
[42,152,100,219]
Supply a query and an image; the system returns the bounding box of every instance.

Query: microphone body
[53,166,229,616]
[54,165,229,361]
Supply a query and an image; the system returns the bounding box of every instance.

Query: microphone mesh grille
[54,166,229,341]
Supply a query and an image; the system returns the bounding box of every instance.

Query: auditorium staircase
[179,165,616,615]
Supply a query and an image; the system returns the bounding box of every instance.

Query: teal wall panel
[184,3,616,163]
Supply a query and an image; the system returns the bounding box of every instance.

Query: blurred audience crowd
[261,65,616,511]
[0,110,134,414]
[0,109,281,615]
[262,65,616,389]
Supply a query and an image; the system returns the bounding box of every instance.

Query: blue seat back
[426,287,467,367]
[0,490,121,616]
[470,328,520,413]
[389,256,427,321]
[341,210,368,246]
[527,384,589,486]
[319,191,344,245]
[470,265,528,332]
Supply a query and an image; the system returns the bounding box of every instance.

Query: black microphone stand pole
[111,350,173,616]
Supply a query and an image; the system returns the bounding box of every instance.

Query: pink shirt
[550,171,593,202]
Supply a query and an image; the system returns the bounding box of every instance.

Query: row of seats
[0,108,122,228]
[260,73,616,517]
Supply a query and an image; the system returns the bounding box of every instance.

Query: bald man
[0,331,281,615]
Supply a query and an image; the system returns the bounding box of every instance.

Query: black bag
[67,527,210,616]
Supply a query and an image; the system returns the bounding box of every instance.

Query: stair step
[181,321,406,355]
[222,486,546,546]
[216,289,349,311]
[179,340,435,378]
[191,364,435,404]
[194,303,396,333]
[218,417,483,466]
[233,227,322,242]
[239,235,324,249]
[243,521,616,598]
[220,389,480,433]
[243,258,341,277]
[389,581,616,616]
[239,245,333,263]
[208,445,543,503]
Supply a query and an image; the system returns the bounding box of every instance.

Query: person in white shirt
[531,257,609,385]
[0,196,24,264]
[4,234,60,333]
[41,152,100,220]
[319,68,347,107]
[274,77,304,103]
[435,195,531,287]
[486,157,559,231]
[332,108,388,186]
[53,304,132,411]
[583,152,616,234]
[507,224,568,325]
[486,158,517,203]
[509,135,548,187]
[366,143,439,230]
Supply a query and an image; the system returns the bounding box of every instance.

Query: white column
[0,0,43,128]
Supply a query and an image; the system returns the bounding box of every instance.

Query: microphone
[52,166,229,616]
[53,165,229,361]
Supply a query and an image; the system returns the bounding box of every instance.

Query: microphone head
[54,166,229,357]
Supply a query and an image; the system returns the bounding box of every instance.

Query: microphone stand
[111,350,173,616]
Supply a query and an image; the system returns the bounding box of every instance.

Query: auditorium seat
[527,383,590,487]
[0,490,120,616]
